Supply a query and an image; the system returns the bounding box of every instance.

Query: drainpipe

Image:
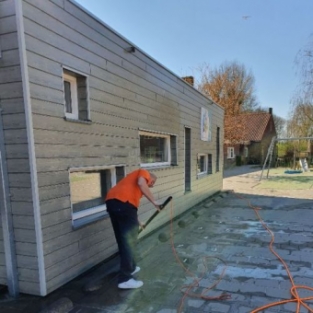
[0,108,19,297]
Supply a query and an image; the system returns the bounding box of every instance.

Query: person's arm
[137,177,160,211]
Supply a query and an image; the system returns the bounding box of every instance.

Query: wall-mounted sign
[201,107,211,141]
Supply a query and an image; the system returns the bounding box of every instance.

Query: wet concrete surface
[1,165,313,313]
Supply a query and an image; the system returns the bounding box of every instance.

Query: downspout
[14,0,47,295]
[0,109,19,297]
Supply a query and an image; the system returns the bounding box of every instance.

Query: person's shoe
[131,266,140,275]
[118,278,143,289]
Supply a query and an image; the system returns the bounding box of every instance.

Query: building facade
[224,109,276,168]
[0,0,224,296]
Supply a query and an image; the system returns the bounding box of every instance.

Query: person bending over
[105,168,160,289]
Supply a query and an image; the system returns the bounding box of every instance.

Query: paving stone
[279,280,292,290]
[265,287,291,299]
[187,299,205,308]
[254,278,280,288]
[228,293,246,301]
[240,283,266,294]
[237,305,254,313]
[293,276,313,285]
[283,302,309,312]
[215,280,241,292]
[205,302,230,313]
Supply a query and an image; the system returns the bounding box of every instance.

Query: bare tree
[287,98,313,137]
[288,35,313,138]
[197,61,259,115]
[295,34,313,102]
[272,114,286,138]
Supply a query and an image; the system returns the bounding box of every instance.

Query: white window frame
[140,131,171,167]
[63,72,79,120]
[244,147,249,158]
[197,153,208,175]
[69,165,124,228]
[227,147,235,159]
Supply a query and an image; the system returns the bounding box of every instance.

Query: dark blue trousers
[106,199,139,283]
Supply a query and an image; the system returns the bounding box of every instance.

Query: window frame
[197,153,208,175]
[139,130,177,168]
[63,72,79,120]
[244,146,249,158]
[69,165,125,228]
[227,147,235,159]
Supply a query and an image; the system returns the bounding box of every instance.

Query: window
[197,154,207,175]
[139,130,177,167]
[197,153,213,176]
[63,69,89,121]
[185,127,191,192]
[227,147,235,159]
[216,127,220,172]
[207,154,213,174]
[244,147,249,158]
[69,165,125,228]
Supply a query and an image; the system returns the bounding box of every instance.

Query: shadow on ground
[223,165,262,178]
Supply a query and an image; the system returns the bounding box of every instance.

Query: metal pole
[0,108,19,297]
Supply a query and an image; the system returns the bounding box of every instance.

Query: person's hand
[153,200,162,211]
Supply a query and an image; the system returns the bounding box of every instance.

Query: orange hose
[232,192,313,313]
[168,201,230,313]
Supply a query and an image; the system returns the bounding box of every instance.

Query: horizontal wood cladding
[43,222,113,257]
[0,98,25,115]
[0,0,15,18]
[33,128,139,148]
[0,266,6,284]
[0,65,21,84]
[32,114,139,138]
[1,32,19,51]
[0,82,23,101]
[2,113,26,129]
[11,201,34,216]
[0,15,17,35]
[19,280,40,296]
[46,243,117,294]
[18,268,39,284]
[22,3,210,111]
[6,145,29,159]
[16,255,38,270]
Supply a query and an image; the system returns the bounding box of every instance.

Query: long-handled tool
[138,196,172,234]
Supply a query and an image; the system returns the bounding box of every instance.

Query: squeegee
[138,196,172,234]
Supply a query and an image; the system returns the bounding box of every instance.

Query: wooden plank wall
[0,180,4,285]
[0,0,41,294]
[22,0,224,294]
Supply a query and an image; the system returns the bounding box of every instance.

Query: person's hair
[149,172,157,181]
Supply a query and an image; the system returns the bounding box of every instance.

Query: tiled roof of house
[226,112,272,142]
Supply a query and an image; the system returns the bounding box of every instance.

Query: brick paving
[1,165,313,313]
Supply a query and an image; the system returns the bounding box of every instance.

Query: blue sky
[75,0,313,120]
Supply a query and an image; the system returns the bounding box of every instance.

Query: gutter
[14,0,47,295]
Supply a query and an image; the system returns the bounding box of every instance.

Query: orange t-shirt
[105,169,151,208]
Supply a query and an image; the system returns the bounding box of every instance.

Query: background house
[0,0,224,296]
[224,108,277,168]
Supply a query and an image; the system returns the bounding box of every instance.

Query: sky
[75,0,313,120]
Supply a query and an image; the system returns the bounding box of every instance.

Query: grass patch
[257,176,313,190]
